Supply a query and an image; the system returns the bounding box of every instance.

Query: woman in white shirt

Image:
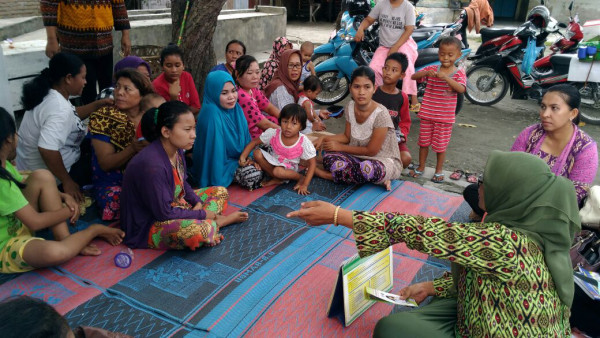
[17,53,112,202]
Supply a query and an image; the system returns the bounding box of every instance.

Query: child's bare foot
[383,180,392,191]
[216,211,249,228]
[80,243,101,256]
[92,224,125,246]
[263,178,284,187]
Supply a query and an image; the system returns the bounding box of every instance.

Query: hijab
[114,56,151,77]
[259,37,292,90]
[263,49,303,102]
[483,150,580,307]
[191,71,250,187]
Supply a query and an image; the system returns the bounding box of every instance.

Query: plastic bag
[521,37,537,75]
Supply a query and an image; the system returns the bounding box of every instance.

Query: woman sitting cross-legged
[120,101,248,250]
[288,150,579,337]
[88,69,154,221]
[313,66,402,190]
[0,108,124,273]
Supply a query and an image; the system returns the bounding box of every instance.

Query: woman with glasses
[288,150,579,337]
[264,49,304,111]
[88,69,154,220]
[463,84,598,221]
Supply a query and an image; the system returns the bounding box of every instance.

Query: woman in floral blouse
[288,150,580,337]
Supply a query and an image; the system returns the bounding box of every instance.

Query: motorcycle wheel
[465,65,509,106]
[314,71,350,105]
[311,53,331,67]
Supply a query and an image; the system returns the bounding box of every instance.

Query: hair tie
[153,108,159,124]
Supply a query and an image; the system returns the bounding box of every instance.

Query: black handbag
[571,230,600,272]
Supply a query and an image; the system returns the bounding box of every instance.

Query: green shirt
[352,211,571,337]
[0,162,28,251]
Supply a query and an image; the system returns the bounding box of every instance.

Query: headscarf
[263,49,303,102]
[483,150,580,307]
[114,56,151,78]
[191,71,251,187]
[259,36,292,90]
[464,0,494,33]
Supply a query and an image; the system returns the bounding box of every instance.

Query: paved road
[286,20,600,190]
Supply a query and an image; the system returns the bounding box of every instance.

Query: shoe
[431,173,444,183]
[409,103,421,113]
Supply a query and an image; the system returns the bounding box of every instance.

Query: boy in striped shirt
[409,36,466,183]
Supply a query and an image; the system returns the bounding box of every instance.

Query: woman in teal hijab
[288,150,580,337]
[192,71,257,188]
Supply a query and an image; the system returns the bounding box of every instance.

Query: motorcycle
[464,22,600,124]
[469,0,558,61]
[315,19,470,106]
[533,1,583,73]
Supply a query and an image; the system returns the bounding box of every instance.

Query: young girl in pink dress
[239,104,317,195]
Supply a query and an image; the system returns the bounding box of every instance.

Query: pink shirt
[152,71,201,111]
[418,65,466,123]
[237,87,278,139]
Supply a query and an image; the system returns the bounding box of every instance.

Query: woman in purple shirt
[464,84,598,219]
[120,101,248,249]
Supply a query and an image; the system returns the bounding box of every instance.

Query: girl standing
[121,101,248,250]
[355,0,421,112]
[239,104,317,194]
[313,66,402,191]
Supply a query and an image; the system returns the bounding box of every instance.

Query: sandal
[465,172,478,184]
[406,163,417,171]
[431,173,444,183]
[409,169,423,178]
[449,169,464,180]
[409,103,421,113]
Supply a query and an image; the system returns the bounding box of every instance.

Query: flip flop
[449,169,464,180]
[431,173,444,183]
[465,172,478,184]
[406,163,417,171]
[409,169,423,178]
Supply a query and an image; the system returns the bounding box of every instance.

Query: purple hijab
[114,56,151,78]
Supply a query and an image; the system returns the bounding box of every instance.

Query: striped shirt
[418,65,466,123]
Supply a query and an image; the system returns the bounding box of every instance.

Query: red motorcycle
[464,21,600,124]
[533,5,583,73]
[470,2,557,61]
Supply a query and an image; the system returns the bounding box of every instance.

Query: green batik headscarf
[482,150,580,307]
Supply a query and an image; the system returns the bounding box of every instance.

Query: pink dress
[258,128,316,171]
[237,87,278,139]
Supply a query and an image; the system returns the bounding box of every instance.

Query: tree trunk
[171,0,227,101]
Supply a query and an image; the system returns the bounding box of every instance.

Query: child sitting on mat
[239,103,317,195]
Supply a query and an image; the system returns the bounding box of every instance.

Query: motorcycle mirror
[558,22,567,28]
[568,0,573,12]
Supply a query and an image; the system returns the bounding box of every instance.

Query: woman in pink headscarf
[259,37,293,91]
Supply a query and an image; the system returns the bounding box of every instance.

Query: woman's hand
[131,139,148,154]
[61,192,80,224]
[318,110,331,120]
[313,137,325,150]
[192,202,203,211]
[322,139,341,152]
[286,200,336,225]
[204,210,217,220]
[398,281,435,305]
[239,156,249,167]
[62,179,84,203]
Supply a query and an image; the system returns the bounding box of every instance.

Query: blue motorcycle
[315,15,469,106]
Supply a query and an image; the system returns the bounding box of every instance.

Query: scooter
[464,22,600,124]
[469,0,558,61]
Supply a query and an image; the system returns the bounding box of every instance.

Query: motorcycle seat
[419,23,452,29]
[549,54,575,68]
[480,27,516,41]
[415,48,440,68]
[412,31,434,42]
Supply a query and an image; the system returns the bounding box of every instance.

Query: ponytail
[141,101,192,142]
[21,53,84,111]
[0,108,25,189]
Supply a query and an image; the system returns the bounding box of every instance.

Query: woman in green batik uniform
[288,150,580,337]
